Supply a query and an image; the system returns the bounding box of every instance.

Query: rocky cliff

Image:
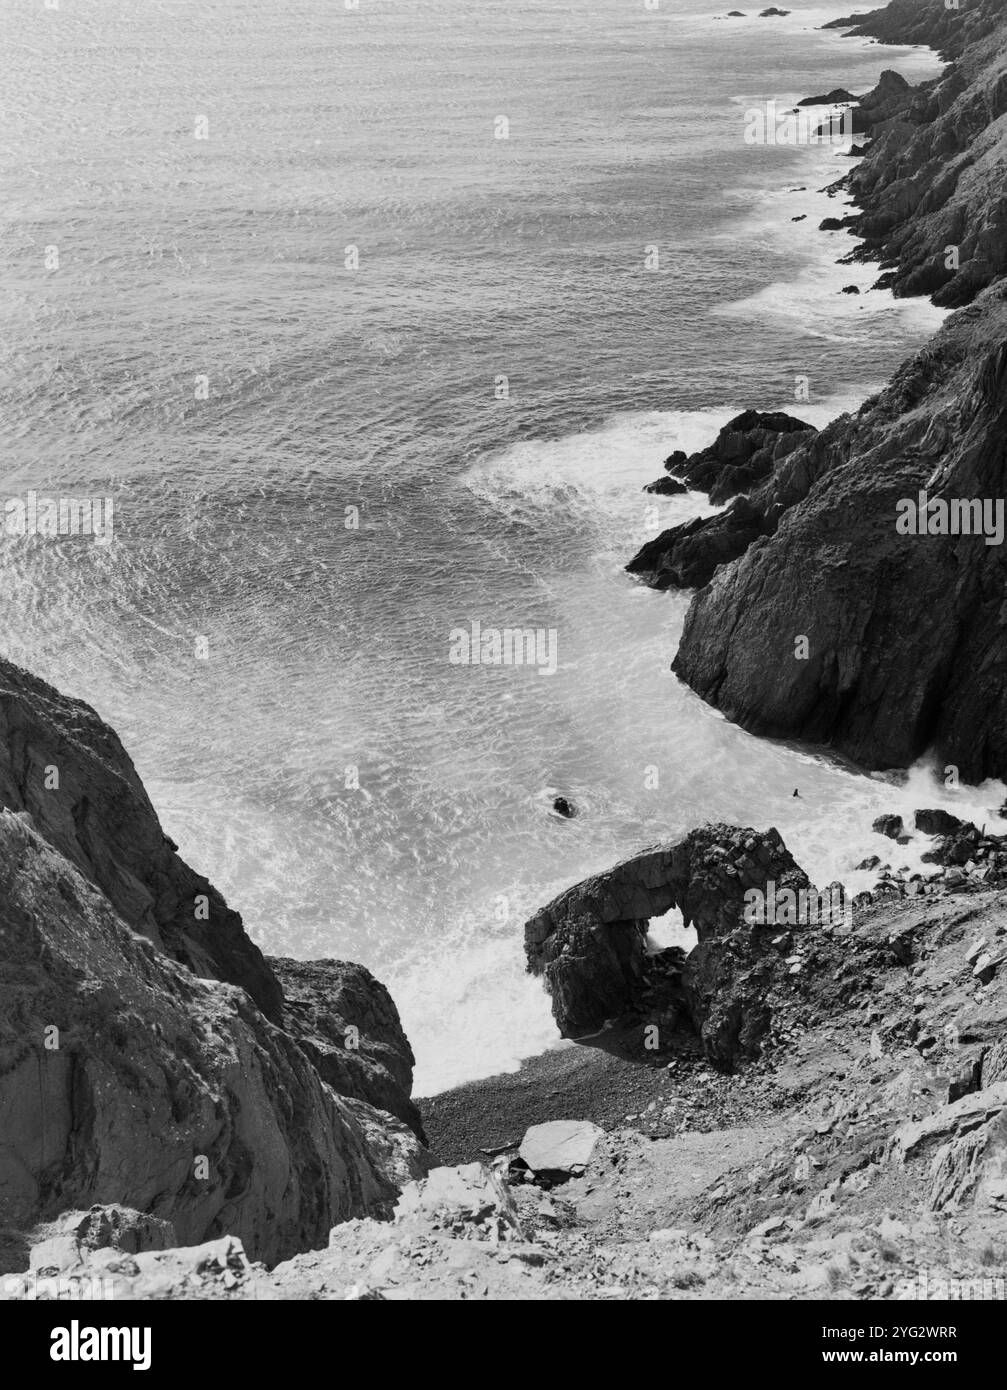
[629,0,1007,783]
[25,817,1007,1302]
[0,660,430,1269]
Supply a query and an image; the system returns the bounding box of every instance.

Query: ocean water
[2,0,996,1093]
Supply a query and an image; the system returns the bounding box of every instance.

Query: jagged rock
[0,658,281,1019]
[394,1163,522,1237]
[27,1207,176,1275]
[524,823,809,1039]
[643,475,689,496]
[518,1121,604,1176]
[670,332,1007,780]
[798,88,858,106]
[626,496,765,591]
[0,811,431,1268]
[922,824,983,866]
[652,411,816,506]
[641,1,1007,782]
[915,808,967,837]
[269,957,424,1139]
[872,815,904,840]
[888,1082,1007,1209]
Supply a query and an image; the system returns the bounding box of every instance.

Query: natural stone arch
[523,825,808,1038]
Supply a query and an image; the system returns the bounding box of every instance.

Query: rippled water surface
[3,0,980,1090]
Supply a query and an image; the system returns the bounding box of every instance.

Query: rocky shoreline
[630,0,1007,782]
[3,0,1007,1304]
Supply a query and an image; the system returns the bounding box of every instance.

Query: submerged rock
[914,808,966,837]
[873,814,905,840]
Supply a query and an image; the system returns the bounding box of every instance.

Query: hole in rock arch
[645,905,697,956]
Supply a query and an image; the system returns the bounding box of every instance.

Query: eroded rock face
[629,0,1007,784]
[269,957,425,1140]
[524,824,808,1039]
[0,812,431,1268]
[888,1082,1007,1211]
[629,413,816,588]
[654,411,815,505]
[670,322,1007,781]
[0,658,281,1020]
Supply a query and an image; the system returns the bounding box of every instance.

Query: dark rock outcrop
[643,475,689,496]
[628,413,816,588]
[915,807,967,837]
[628,0,1007,784]
[873,814,905,840]
[798,87,858,106]
[658,410,815,504]
[670,324,1007,780]
[524,824,809,1041]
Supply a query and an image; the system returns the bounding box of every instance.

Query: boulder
[518,1121,604,1176]
[643,475,689,496]
[873,814,905,840]
[914,808,967,837]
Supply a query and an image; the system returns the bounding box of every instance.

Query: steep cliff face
[838,0,1007,307]
[674,314,1007,779]
[0,658,281,1020]
[634,0,1007,782]
[0,811,430,1268]
[0,660,431,1269]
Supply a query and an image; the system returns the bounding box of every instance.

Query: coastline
[419,0,969,1113]
[4,0,1007,1308]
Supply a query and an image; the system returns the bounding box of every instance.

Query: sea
[2,0,999,1093]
